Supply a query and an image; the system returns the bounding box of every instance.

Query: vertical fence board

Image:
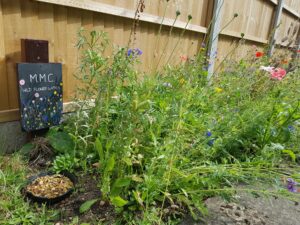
[93,12,104,31]
[54,5,68,102]
[104,13,114,57]
[0,2,9,110]
[38,3,55,62]
[66,8,82,100]
[2,0,22,109]
[276,12,300,47]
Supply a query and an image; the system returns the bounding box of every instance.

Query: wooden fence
[0,0,299,122]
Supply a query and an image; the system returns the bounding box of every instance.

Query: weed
[0,154,58,225]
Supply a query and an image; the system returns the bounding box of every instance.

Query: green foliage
[79,199,99,214]
[110,196,128,207]
[47,129,75,154]
[18,143,35,157]
[0,155,58,225]
[59,30,300,224]
[52,154,79,173]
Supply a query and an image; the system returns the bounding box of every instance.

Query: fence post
[207,0,222,80]
[268,0,284,56]
[296,30,300,58]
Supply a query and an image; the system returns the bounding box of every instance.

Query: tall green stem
[155,14,180,71]
[165,17,192,65]
[152,2,169,61]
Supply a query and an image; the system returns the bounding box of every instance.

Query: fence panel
[0,0,204,122]
[276,12,300,47]
[0,0,299,122]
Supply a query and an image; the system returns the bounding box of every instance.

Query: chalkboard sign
[17,63,63,132]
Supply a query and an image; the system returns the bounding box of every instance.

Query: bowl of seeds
[25,171,76,204]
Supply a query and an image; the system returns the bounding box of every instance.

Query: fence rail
[0,0,299,122]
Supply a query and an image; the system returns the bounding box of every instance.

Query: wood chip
[26,174,74,199]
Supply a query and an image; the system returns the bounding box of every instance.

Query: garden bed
[1,27,300,224]
[51,172,116,224]
[1,154,300,225]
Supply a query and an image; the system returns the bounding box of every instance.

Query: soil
[24,149,300,225]
[24,166,300,225]
[48,178,300,225]
[50,172,116,224]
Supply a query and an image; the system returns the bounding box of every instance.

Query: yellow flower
[215,87,223,93]
[60,82,63,86]
[54,91,57,95]
[179,78,185,84]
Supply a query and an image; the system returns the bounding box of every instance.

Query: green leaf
[110,196,128,207]
[79,199,98,214]
[105,140,112,151]
[95,138,104,162]
[282,149,296,162]
[113,177,131,187]
[19,143,34,157]
[47,131,74,153]
[105,154,115,172]
[111,177,132,196]
[122,157,132,166]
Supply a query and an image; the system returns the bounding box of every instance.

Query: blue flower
[287,178,298,193]
[207,138,216,146]
[127,48,143,57]
[136,48,143,55]
[127,49,133,57]
[288,125,295,132]
[206,131,212,137]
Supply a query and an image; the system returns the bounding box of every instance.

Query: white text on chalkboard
[29,73,54,83]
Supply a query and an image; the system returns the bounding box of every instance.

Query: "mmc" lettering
[29,73,54,83]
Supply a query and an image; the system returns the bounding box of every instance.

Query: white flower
[260,66,274,73]
[19,79,25,85]
[163,82,172,88]
[34,93,39,98]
